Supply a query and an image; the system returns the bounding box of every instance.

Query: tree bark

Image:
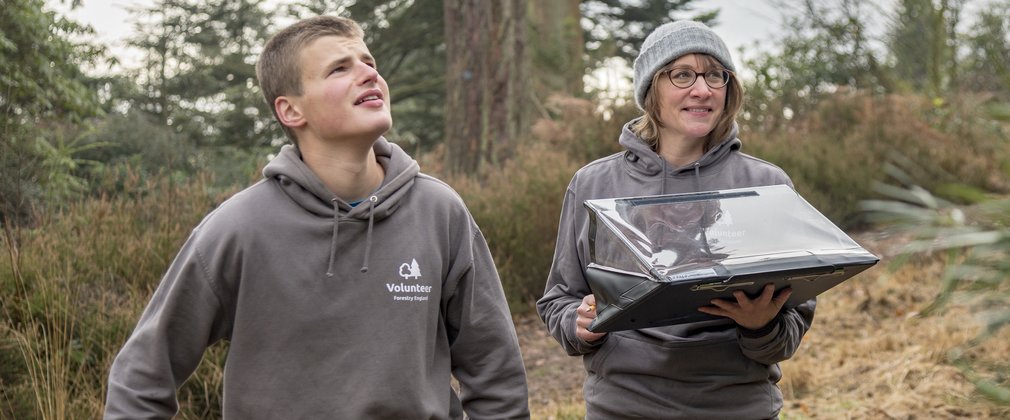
[485,0,528,166]
[444,0,488,176]
[443,0,529,176]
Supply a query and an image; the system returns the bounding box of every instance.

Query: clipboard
[584,185,878,333]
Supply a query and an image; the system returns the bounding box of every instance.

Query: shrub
[745,92,1010,228]
[1,170,232,418]
[448,142,581,311]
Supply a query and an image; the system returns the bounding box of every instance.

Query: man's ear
[275,96,306,129]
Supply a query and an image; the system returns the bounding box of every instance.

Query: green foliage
[580,0,716,70]
[123,0,279,149]
[72,109,265,197]
[745,0,1010,130]
[886,0,961,96]
[0,0,102,123]
[35,132,106,206]
[0,0,104,226]
[743,0,893,131]
[959,1,1010,96]
[74,110,196,192]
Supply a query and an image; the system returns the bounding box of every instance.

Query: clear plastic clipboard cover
[584,184,878,332]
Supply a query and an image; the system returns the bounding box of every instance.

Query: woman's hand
[575,294,607,342]
[698,284,792,330]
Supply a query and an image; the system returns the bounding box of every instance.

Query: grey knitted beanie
[632,20,735,109]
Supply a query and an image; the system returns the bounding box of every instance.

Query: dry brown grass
[518,231,1010,419]
[778,232,1010,419]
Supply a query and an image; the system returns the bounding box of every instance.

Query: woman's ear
[274,96,306,129]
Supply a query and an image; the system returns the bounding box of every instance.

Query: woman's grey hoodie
[105,139,529,419]
[537,120,816,419]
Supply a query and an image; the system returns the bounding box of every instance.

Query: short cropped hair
[631,54,744,153]
[256,16,365,144]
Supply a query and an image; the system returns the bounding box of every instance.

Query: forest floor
[516,231,1010,419]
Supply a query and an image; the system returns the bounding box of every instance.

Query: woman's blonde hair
[630,54,744,152]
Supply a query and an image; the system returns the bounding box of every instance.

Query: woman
[536,20,814,419]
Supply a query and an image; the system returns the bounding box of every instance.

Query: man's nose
[356,62,379,84]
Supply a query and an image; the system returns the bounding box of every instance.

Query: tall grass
[1,170,232,418]
[3,224,86,419]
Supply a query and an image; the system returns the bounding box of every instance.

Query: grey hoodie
[106,139,530,419]
[537,120,815,419]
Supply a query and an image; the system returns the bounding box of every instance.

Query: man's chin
[364,119,393,139]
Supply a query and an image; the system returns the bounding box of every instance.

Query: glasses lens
[704,70,729,88]
[668,69,697,88]
[667,69,731,88]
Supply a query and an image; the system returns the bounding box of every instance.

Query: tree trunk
[485,0,528,166]
[443,0,529,176]
[444,0,488,176]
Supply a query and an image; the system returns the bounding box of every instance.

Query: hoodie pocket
[598,331,775,393]
[584,333,620,376]
[587,332,779,417]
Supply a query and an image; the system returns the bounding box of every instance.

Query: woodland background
[2,0,1010,418]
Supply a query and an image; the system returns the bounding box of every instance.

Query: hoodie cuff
[738,314,781,338]
[564,307,606,353]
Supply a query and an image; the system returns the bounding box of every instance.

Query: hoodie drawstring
[360,195,377,273]
[325,196,379,276]
[692,162,702,192]
[326,198,341,277]
[661,159,668,195]
[659,158,702,194]
[692,161,716,256]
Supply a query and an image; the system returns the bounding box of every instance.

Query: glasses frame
[663,68,734,89]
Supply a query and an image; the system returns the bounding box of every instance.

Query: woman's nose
[689,76,713,97]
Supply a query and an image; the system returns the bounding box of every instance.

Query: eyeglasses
[663,68,733,89]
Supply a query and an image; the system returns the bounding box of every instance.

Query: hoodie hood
[262,138,420,274]
[618,117,741,178]
[263,138,420,221]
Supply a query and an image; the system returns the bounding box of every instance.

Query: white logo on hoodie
[399,258,422,280]
[388,259,431,302]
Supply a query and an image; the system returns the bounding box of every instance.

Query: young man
[105,16,530,419]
